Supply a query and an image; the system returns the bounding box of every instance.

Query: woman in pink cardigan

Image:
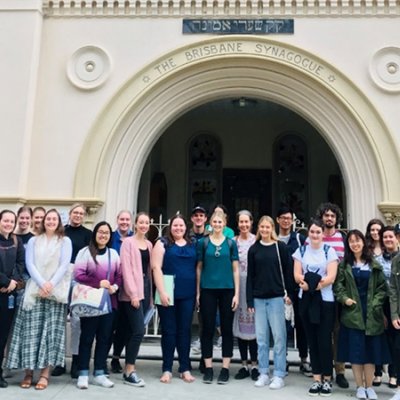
[119,212,153,387]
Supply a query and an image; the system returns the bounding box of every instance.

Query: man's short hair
[276,206,294,218]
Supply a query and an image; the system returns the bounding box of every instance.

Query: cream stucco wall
[2,0,400,227]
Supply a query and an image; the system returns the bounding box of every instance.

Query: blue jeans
[254,297,287,378]
[157,296,195,373]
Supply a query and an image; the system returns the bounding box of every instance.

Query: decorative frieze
[378,202,400,225]
[42,0,400,17]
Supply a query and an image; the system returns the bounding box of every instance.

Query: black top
[16,231,34,246]
[246,240,293,308]
[0,234,25,289]
[140,248,150,277]
[64,224,92,263]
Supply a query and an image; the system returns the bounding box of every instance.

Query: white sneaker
[365,387,378,400]
[93,374,114,388]
[191,338,201,354]
[389,391,400,400]
[254,374,270,387]
[356,387,367,399]
[77,376,89,389]
[269,376,285,390]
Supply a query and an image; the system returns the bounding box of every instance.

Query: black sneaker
[203,368,213,384]
[335,373,349,389]
[111,358,123,374]
[234,367,250,380]
[300,362,313,377]
[217,368,229,385]
[320,380,332,397]
[251,368,260,381]
[123,372,146,387]
[51,366,66,377]
[199,358,205,374]
[308,381,322,396]
[0,375,8,388]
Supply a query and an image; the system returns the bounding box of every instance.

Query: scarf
[22,235,72,310]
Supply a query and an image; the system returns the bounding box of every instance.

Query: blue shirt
[111,229,133,255]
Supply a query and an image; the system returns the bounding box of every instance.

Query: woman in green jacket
[335,229,389,400]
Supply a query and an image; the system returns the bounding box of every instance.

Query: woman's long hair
[365,218,385,252]
[255,215,278,242]
[343,229,373,266]
[38,209,64,238]
[89,221,113,264]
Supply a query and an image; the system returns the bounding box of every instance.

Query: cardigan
[119,236,153,302]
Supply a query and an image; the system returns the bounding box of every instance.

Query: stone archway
[74,36,400,227]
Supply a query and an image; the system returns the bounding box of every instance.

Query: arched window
[187,133,222,213]
[273,133,308,222]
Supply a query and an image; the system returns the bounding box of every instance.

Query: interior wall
[139,99,342,222]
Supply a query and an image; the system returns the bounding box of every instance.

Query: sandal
[20,373,33,389]
[35,375,49,390]
[372,376,382,387]
[160,371,172,383]
[180,371,195,383]
[389,377,397,389]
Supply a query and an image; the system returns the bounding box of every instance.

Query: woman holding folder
[152,214,197,383]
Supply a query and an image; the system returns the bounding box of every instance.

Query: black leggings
[200,288,234,359]
[300,300,335,377]
[237,338,258,363]
[0,295,15,375]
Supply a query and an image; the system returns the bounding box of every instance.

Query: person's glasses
[215,245,222,257]
[97,230,110,236]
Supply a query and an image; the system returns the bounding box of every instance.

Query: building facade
[2,0,400,228]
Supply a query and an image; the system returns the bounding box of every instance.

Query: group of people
[1,201,400,400]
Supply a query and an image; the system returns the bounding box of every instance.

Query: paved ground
[1,343,397,400]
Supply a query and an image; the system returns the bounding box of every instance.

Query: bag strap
[275,242,287,297]
[106,248,111,280]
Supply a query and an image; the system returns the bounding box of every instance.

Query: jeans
[254,297,287,378]
[157,296,195,373]
[78,311,114,376]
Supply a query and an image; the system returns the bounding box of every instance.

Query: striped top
[305,230,345,261]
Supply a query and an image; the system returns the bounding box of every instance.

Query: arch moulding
[74,36,400,227]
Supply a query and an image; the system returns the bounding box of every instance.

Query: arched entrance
[74,37,400,228]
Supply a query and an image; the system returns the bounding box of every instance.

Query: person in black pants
[0,210,25,388]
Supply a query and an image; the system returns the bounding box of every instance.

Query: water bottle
[8,295,14,309]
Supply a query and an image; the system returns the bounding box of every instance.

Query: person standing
[293,218,339,397]
[14,207,34,246]
[389,247,400,400]
[190,206,208,241]
[335,230,389,400]
[197,210,239,384]
[0,210,25,388]
[31,207,46,236]
[109,210,134,373]
[365,219,385,258]
[313,202,348,389]
[247,215,293,390]
[74,221,122,389]
[52,203,92,378]
[374,226,399,388]
[118,212,153,387]
[276,206,311,376]
[7,209,72,390]
[153,214,197,383]
[232,210,258,381]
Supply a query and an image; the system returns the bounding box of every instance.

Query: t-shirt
[197,237,239,289]
[292,245,338,302]
[305,230,345,260]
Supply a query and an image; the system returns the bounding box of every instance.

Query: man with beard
[313,202,348,389]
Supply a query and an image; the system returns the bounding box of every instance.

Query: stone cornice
[43,0,400,17]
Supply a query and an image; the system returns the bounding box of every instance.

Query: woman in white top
[293,218,338,397]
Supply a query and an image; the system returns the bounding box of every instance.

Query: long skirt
[6,298,67,370]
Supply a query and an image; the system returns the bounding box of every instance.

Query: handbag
[70,249,112,318]
[275,242,295,327]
